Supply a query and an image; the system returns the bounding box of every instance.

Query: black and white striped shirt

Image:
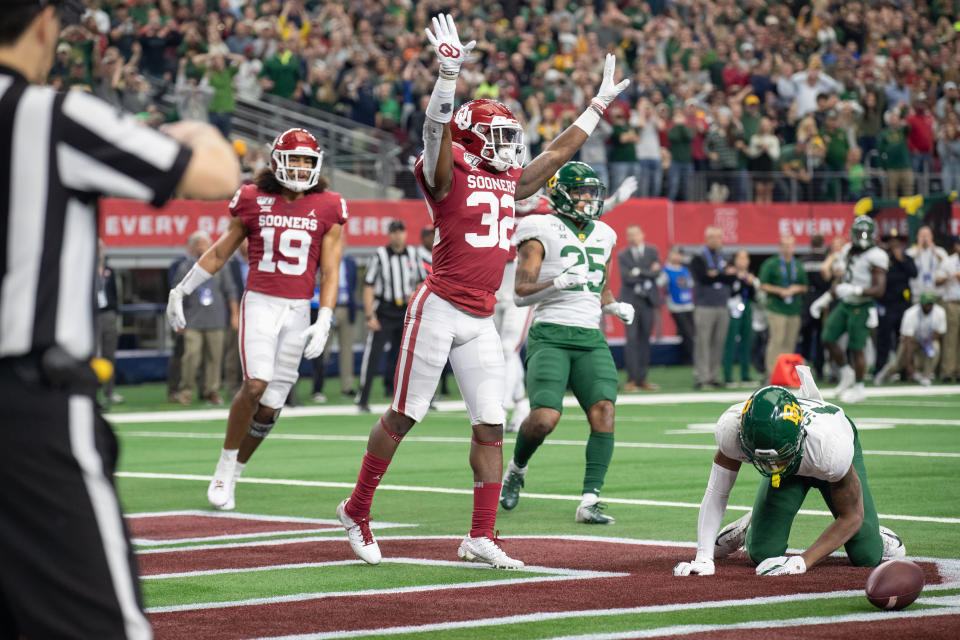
[365,245,425,311]
[0,66,191,360]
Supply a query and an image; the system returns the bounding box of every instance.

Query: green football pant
[525,343,619,413]
[722,305,753,383]
[745,425,883,567]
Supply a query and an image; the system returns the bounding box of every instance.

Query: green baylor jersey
[513,213,617,329]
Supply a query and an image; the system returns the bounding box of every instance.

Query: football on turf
[865,559,925,610]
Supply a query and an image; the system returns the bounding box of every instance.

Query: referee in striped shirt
[356,220,425,411]
[0,2,240,637]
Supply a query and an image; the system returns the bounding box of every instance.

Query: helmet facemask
[473,118,525,172]
[555,182,606,222]
[738,428,806,485]
[272,148,323,192]
[851,216,876,251]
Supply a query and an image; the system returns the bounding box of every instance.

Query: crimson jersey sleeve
[413,145,520,316]
[232,186,345,299]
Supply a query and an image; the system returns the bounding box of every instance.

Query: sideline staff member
[0,1,240,637]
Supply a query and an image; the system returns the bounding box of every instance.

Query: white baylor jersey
[513,214,617,329]
[715,397,855,483]
[835,244,889,304]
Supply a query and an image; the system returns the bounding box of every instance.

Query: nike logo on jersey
[308,209,316,217]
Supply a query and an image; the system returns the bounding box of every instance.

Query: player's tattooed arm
[801,465,864,570]
[198,215,248,275]
[514,240,550,298]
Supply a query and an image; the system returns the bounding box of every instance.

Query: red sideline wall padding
[99,198,960,341]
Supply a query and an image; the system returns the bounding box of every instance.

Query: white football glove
[424,13,475,77]
[554,269,588,290]
[834,283,863,299]
[673,559,715,576]
[613,175,638,204]
[301,307,333,359]
[755,555,806,576]
[603,301,635,325]
[166,288,186,331]
[592,53,631,111]
[809,291,832,319]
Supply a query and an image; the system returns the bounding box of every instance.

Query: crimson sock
[347,451,391,520]
[470,481,501,538]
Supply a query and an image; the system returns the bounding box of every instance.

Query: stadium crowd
[54,0,960,202]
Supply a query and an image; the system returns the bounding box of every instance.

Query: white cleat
[207,461,236,511]
[880,525,906,559]
[715,511,752,558]
[337,499,381,565]
[839,386,867,404]
[457,534,524,569]
[836,365,856,394]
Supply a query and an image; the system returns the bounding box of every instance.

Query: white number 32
[464,191,515,250]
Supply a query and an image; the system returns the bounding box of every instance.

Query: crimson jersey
[414,145,521,316]
[229,184,347,299]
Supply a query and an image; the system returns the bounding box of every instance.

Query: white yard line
[115,472,960,525]
[107,384,960,424]
[143,557,624,581]
[114,432,960,458]
[238,590,960,640]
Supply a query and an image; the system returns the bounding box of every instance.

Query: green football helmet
[850,215,877,250]
[546,162,607,222]
[738,386,807,488]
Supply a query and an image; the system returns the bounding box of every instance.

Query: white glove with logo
[554,269,588,290]
[756,555,807,576]
[166,288,186,331]
[603,302,635,325]
[834,283,863,299]
[424,13,475,77]
[673,559,715,576]
[809,291,832,319]
[592,53,631,111]
[301,307,333,359]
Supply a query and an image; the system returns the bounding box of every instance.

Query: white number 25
[464,191,515,250]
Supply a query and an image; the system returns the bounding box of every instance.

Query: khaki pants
[222,328,241,398]
[180,328,225,397]
[892,339,940,380]
[333,306,355,393]
[765,311,802,379]
[940,301,960,378]
[694,305,730,385]
[885,168,914,199]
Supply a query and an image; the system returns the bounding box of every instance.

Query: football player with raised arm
[810,216,888,403]
[167,128,346,511]
[673,366,905,577]
[498,162,636,525]
[336,13,629,569]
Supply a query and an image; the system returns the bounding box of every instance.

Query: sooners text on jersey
[414,144,520,316]
[230,184,347,299]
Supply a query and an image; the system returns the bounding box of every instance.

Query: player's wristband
[177,263,214,295]
[573,100,605,136]
[426,76,457,124]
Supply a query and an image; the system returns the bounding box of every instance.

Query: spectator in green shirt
[846,147,867,200]
[667,107,695,201]
[877,110,914,198]
[758,235,808,380]
[194,53,243,137]
[820,110,849,200]
[259,39,303,101]
[609,106,639,193]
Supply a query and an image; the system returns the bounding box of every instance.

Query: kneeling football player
[674,366,905,576]
[499,162,636,524]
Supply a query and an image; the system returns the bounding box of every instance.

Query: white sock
[234,461,246,479]
[854,381,864,391]
[580,492,599,506]
[217,448,239,472]
[507,459,527,476]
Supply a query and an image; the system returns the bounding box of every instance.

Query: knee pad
[249,409,280,439]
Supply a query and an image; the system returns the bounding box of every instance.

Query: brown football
[865,559,925,610]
